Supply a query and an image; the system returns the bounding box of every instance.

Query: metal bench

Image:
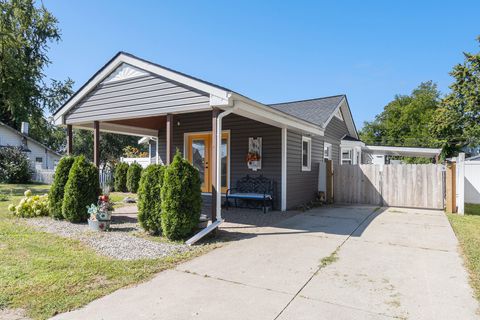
[225,175,274,213]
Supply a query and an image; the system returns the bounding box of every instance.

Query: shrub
[138,164,165,234]
[126,162,142,193]
[48,156,75,219]
[161,152,202,240]
[114,162,129,192]
[0,147,32,183]
[62,156,100,222]
[9,190,49,217]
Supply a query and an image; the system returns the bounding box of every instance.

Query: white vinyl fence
[32,169,55,184]
[465,160,480,204]
[120,157,152,168]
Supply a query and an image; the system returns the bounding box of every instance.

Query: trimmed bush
[138,164,165,234]
[49,156,75,219]
[126,162,142,193]
[114,162,129,192]
[161,152,202,240]
[62,156,100,222]
[0,147,32,183]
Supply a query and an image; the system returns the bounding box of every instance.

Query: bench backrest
[236,175,273,195]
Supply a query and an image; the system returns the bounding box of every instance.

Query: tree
[138,164,165,234]
[0,147,32,183]
[431,36,480,157]
[72,130,143,168]
[62,155,99,222]
[161,152,202,240]
[360,82,442,162]
[48,156,75,219]
[126,162,142,193]
[0,0,73,150]
[114,162,129,192]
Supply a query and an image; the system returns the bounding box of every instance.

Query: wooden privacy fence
[333,164,445,209]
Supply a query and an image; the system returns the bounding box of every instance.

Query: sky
[43,0,480,129]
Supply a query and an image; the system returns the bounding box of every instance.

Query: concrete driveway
[53,206,479,320]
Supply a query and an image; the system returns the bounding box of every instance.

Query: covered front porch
[54,52,326,237]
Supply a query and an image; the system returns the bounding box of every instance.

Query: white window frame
[324,142,332,161]
[301,136,312,171]
[341,148,353,165]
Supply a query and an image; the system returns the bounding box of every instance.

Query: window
[302,136,311,171]
[35,157,43,163]
[324,142,332,160]
[341,148,353,165]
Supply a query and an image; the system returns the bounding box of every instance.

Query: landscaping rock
[123,197,136,203]
[24,216,190,260]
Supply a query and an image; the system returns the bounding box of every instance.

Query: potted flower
[87,194,114,231]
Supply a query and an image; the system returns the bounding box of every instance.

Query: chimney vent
[21,122,29,136]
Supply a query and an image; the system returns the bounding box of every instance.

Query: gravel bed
[24,216,190,260]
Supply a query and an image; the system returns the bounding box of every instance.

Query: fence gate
[333,164,445,209]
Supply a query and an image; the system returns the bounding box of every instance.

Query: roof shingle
[268,95,345,128]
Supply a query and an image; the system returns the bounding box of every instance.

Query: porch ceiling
[106,115,166,131]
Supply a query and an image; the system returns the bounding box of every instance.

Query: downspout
[215,107,235,221]
[186,105,236,245]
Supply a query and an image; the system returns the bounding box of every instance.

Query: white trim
[183,130,231,191]
[322,97,358,139]
[54,53,232,125]
[281,127,287,211]
[103,63,149,83]
[334,108,343,120]
[301,136,312,171]
[232,99,324,136]
[363,145,442,157]
[73,122,158,137]
[63,104,212,124]
[340,147,353,165]
[324,142,332,160]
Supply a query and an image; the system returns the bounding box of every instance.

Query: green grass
[108,191,136,208]
[447,203,480,302]
[0,183,216,319]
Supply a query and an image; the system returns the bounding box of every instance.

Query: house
[0,121,61,170]
[52,52,360,221]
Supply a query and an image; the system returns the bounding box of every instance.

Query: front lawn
[0,184,213,319]
[447,203,480,302]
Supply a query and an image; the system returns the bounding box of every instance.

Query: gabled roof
[53,52,358,138]
[0,121,62,156]
[268,95,345,128]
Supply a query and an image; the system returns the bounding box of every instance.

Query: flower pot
[88,219,111,231]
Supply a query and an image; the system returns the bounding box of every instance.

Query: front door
[188,134,211,192]
[187,132,229,193]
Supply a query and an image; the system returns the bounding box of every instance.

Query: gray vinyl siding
[157,111,282,208]
[324,117,349,164]
[286,130,323,209]
[65,74,210,123]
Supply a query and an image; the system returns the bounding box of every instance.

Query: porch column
[93,121,100,167]
[166,114,173,164]
[156,130,160,165]
[66,124,73,155]
[211,108,220,222]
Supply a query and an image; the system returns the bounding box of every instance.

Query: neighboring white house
[338,136,442,165]
[0,121,62,170]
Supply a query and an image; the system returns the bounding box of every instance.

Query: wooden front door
[187,132,229,193]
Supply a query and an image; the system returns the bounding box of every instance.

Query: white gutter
[186,106,236,245]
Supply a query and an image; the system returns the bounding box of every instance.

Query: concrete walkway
[52,206,479,320]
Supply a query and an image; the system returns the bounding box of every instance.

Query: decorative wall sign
[247,137,262,171]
